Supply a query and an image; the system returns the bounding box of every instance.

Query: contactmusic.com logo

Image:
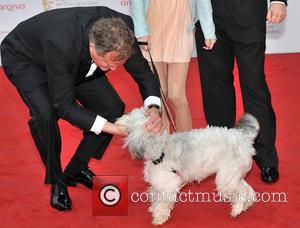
[92,176,128,216]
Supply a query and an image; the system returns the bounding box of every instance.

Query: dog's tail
[235,113,260,140]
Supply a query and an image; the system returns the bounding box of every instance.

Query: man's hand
[203,39,216,50]
[113,124,128,137]
[102,122,128,137]
[267,3,287,24]
[144,108,163,134]
[138,36,151,51]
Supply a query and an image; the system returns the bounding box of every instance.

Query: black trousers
[195,23,278,168]
[18,76,125,184]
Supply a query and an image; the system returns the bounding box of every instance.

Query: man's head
[89,17,135,71]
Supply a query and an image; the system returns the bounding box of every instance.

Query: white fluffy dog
[116,107,259,225]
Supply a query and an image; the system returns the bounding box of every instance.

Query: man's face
[89,43,128,71]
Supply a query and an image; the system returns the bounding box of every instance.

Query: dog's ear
[124,133,146,160]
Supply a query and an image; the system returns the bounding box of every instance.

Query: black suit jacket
[1,7,160,131]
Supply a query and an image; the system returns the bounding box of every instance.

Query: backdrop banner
[0,0,299,66]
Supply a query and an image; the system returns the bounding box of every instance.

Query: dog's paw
[243,197,255,211]
[148,206,153,213]
[230,201,245,218]
[152,215,169,225]
[230,208,243,218]
[230,210,240,218]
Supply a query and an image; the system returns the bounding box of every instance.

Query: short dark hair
[89,17,135,60]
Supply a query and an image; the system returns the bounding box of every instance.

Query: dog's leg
[240,179,256,211]
[149,188,177,225]
[215,172,245,217]
[147,172,182,225]
[230,179,256,217]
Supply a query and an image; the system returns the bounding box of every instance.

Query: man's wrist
[270,1,287,6]
[147,104,162,116]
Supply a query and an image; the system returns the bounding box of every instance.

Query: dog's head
[116,107,165,161]
[116,107,148,131]
[116,107,149,160]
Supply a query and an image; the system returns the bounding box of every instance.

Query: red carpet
[0,54,300,227]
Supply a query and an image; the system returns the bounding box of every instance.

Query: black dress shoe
[261,166,279,183]
[50,182,72,211]
[85,167,96,177]
[64,167,95,189]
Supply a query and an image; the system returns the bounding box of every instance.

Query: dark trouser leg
[234,41,278,168]
[27,119,47,166]
[195,22,236,127]
[64,76,125,174]
[19,84,63,184]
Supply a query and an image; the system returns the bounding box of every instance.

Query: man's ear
[89,42,95,52]
[89,42,95,48]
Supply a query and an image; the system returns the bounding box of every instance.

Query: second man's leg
[195,23,236,128]
[234,41,278,182]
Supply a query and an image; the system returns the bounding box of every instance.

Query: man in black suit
[195,1,287,183]
[1,7,163,211]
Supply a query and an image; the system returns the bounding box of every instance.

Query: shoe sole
[261,176,279,183]
[65,178,92,189]
[50,203,72,211]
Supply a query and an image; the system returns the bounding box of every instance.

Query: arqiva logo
[0,4,26,11]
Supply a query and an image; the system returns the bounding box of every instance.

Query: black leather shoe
[85,167,96,177]
[50,182,72,211]
[261,166,279,183]
[64,167,95,189]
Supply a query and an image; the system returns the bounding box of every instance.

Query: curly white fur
[116,107,259,225]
